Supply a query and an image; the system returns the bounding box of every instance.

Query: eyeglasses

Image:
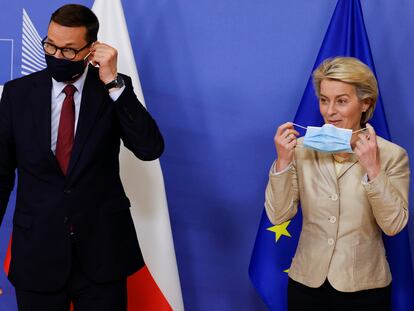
[41,37,91,60]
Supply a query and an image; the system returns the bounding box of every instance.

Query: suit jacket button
[330,194,338,201]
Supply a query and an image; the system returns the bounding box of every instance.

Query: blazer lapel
[337,154,359,179]
[31,71,61,172]
[66,67,106,178]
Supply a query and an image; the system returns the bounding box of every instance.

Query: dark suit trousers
[288,277,391,311]
[15,238,127,311]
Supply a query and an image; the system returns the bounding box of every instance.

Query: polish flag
[3,2,183,309]
[91,0,184,310]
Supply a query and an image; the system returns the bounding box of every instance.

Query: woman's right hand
[274,122,299,171]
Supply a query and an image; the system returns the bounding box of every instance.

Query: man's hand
[88,41,118,84]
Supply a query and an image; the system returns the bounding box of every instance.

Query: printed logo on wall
[0,9,45,98]
[22,8,46,76]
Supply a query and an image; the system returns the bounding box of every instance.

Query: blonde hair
[312,57,378,126]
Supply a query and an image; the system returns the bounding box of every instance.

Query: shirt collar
[52,64,90,97]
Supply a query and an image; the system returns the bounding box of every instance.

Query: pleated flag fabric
[91,1,184,310]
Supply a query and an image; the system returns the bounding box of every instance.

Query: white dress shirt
[50,65,125,153]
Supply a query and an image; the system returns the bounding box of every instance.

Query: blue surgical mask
[293,123,365,154]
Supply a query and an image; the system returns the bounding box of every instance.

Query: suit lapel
[66,66,106,178]
[320,151,359,181]
[31,71,61,172]
[337,154,359,179]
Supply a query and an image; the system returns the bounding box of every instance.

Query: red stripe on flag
[127,265,172,311]
[73,266,174,310]
[3,235,11,275]
[4,240,170,310]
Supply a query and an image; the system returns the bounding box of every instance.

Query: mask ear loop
[291,123,307,130]
[352,127,367,134]
[351,127,371,141]
[83,50,92,61]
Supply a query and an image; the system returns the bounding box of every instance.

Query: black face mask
[45,54,87,82]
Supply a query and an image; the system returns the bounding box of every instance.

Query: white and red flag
[91,0,184,310]
[3,2,183,309]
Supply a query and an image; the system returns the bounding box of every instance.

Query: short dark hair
[50,4,99,43]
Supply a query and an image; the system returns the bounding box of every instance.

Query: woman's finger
[358,133,369,144]
[276,122,294,138]
[366,123,376,137]
[285,129,300,138]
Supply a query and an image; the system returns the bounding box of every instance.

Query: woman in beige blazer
[265,57,409,311]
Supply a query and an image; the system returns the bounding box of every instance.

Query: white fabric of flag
[92,1,184,310]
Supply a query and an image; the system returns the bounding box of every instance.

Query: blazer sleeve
[264,159,300,225]
[113,75,164,161]
[363,146,410,236]
[0,82,17,225]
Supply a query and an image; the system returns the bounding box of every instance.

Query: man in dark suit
[0,4,164,310]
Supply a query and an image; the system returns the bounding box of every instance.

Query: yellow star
[283,269,290,273]
[267,220,291,242]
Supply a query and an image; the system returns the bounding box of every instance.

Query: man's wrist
[105,74,125,91]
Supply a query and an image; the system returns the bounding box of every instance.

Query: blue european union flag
[249,1,414,310]
[0,40,13,85]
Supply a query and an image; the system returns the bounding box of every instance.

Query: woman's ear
[361,98,371,112]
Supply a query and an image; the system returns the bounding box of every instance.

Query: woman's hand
[354,123,381,180]
[274,122,299,171]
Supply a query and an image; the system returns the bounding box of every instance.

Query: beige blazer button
[328,238,335,245]
[330,194,338,201]
[329,216,337,223]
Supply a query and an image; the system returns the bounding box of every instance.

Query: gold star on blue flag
[249,2,414,311]
[267,220,291,242]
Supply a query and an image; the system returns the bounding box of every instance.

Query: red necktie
[55,84,76,175]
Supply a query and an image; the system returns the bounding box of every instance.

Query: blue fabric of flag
[249,1,414,310]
